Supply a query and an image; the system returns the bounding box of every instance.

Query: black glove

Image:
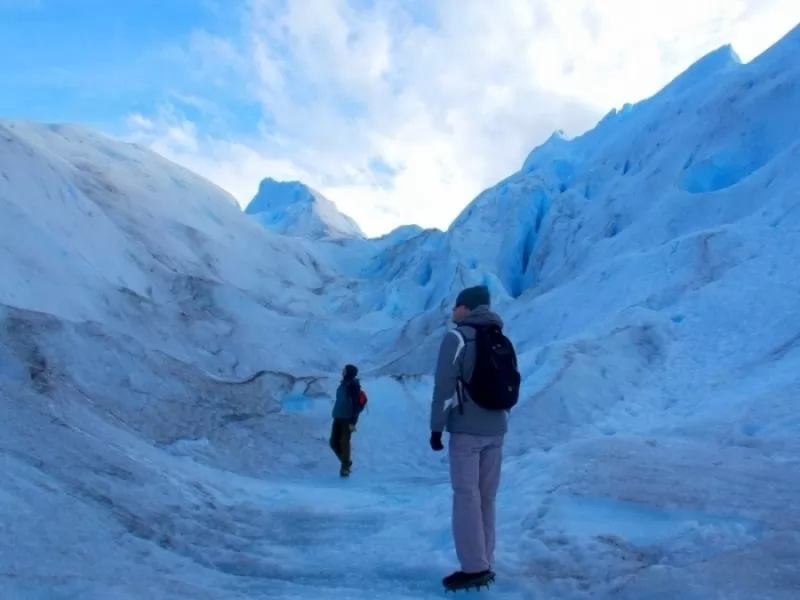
[430,431,444,451]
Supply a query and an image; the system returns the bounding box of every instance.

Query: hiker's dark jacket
[332,376,362,425]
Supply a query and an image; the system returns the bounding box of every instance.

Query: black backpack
[458,324,521,411]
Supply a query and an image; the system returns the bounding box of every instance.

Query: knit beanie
[454,285,490,310]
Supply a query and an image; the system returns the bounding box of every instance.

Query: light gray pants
[448,433,504,573]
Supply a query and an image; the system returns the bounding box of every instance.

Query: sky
[1,1,799,237]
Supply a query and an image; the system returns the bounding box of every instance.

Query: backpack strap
[453,325,481,414]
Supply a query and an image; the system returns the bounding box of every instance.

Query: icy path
[230,376,535,599]
[228,471,531,599]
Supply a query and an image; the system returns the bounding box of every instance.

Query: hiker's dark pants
[329,419,352,467]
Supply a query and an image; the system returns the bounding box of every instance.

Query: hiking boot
[442,569,495,591]
[339,467,350,477]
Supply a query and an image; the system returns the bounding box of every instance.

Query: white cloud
[125,0,800,237]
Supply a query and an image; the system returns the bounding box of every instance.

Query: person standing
[331,363,367,477]
[429,285,521,591]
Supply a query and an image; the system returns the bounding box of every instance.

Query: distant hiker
[429,285,521,591]
[330,363,368,477]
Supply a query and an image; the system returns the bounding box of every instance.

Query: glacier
[1,24,800,600]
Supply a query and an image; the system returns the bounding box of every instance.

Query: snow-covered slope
[0,121,417,379]
[2,23,800,600]
[244,177,365,240]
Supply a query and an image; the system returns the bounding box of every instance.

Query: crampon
[442,570,496,593]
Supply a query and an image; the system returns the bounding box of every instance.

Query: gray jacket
[430,306,509,436]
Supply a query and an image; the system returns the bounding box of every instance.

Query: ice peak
[244,177,365,240]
